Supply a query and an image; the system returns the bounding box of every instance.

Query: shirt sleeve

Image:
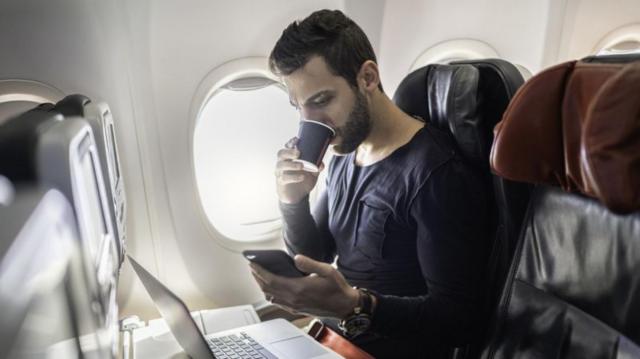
[369,158,491,346]
[279,190,337,264]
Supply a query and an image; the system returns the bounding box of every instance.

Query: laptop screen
[128,256,215,359]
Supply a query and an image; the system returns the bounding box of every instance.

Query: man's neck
[355,92,423,166]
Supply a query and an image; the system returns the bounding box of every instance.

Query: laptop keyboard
[208,332,277,359]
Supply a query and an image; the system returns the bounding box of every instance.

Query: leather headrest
[582,62,640,213]
[491,59,640,213]
[394,60,523,168]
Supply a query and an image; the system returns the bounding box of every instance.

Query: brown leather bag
[307,320,375,359]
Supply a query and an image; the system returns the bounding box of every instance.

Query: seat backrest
[36,115,121,352]
[393,59,530,355]
[0,186,109,358]
[0,103,61,183]
[0,105,120,355]
[483,55,640,358]
[54,95,127,267]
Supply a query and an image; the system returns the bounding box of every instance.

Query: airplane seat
[481,55,640,358]
[0,103,61,184]
[0,185,110,358]
[581,53,640,64]
[0,105,120,356]
[54,94,127,268]
[392,59,530,357]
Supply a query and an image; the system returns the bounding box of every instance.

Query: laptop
[128,256,342,359]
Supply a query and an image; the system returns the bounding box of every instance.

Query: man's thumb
[294,254,333,277]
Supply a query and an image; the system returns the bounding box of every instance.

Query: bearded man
[251,9,491,358]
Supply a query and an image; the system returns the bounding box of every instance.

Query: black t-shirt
[280,124,491,355]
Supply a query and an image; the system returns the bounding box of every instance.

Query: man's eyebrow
[289,90,334,108]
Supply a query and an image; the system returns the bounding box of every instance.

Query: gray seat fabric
[0,102,121,355]
[0,186,107,358]
[54,94,127,268]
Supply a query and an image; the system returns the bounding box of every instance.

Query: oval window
[193,76,300,242]
[594,24,640,56]
[597,39,640,55]
[0,79,64,124]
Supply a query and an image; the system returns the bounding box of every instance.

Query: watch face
[343,314,372,337]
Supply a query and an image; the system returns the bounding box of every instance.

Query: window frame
[189,57,296,247]
[0,79,65,123]
[593,23,640,56]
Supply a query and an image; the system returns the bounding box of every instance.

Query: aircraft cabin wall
[1,0,639,322]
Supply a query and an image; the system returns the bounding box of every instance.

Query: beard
[332,91,371,155]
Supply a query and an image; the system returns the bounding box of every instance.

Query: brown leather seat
[490,59,639,208]
[481,54,640,358]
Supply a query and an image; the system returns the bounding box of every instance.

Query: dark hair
[269,9,383,92]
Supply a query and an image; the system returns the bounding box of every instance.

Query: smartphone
[243,249,306,278]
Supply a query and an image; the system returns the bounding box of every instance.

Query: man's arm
[369,159,491,346]
[280,190,336,263]
[275,139,336,263]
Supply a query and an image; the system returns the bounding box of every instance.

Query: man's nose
[300,107,325,123]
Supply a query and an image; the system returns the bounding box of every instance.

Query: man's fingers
[250,270,269,292]
[277,148,300,161]
[250,263,294,292]
[251,271,266,287]
[284,137,299,149]
[294,254,334,277]
[250,263,272,282]
[275,160,303,175]
[276,172,306,185]
[259,286,298,311]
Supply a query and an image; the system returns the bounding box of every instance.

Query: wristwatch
[339,288,375,338]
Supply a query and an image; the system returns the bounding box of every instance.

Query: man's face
[283,56,371,155]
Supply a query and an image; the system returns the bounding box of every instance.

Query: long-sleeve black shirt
[280,124,490,355]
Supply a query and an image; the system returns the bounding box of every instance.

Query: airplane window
[193,79,303,242]
[594,25,640,56]
[0,79,64,124]
[514,64,533,81]
[597,40,640,55]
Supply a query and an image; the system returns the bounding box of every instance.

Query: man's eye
[313,98,330,106]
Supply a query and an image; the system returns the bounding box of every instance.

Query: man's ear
[357,60,380,94]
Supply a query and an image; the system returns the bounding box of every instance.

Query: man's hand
[250,254,359,319]
[275,137,324,204]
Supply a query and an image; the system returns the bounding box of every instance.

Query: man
[250,9,490,358]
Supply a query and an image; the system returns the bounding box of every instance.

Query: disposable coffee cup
[293,119,336,172]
